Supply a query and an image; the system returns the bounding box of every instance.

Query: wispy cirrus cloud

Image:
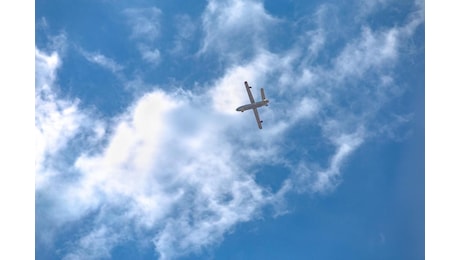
[124,7,162,42]
[199,0,280,62]
[332,26,399,79]
[78,48,123,73]
[36,0,424,259]
[170,14,197,56]
[62,226,121,260]
[355,0,393,19]
[138,43,161,65]
[124,7,163,67]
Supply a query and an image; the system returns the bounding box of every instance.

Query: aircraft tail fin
[261,88,267,101]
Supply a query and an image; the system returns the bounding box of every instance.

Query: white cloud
[355,0,393,19]
[306,29,326,60]
[62,226,121,260]
[333,26,399,79]
[123,7,163,66]
[305,4,335,58]
[291,97,319,122]
[280,128,364,195]
[200,0,279,62]
[74,91,179,199]
[79,49,123,73]
[310,130,364,193]
[170,14,197,55]
[35,48,85,189]
[124,7,162,42]
[35,45,109,190]
[35,48,59,91]
[138,44,161,65]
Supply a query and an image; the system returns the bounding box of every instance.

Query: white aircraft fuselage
[236,100,269,112]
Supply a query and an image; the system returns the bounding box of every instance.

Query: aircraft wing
[244,81,255,104]
[252,108,263,129]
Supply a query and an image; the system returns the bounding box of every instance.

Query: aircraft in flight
[236,81,269,129]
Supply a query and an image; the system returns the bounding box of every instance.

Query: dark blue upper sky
[34,0,424,259]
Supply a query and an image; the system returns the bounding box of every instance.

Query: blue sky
[31,0,428,259]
